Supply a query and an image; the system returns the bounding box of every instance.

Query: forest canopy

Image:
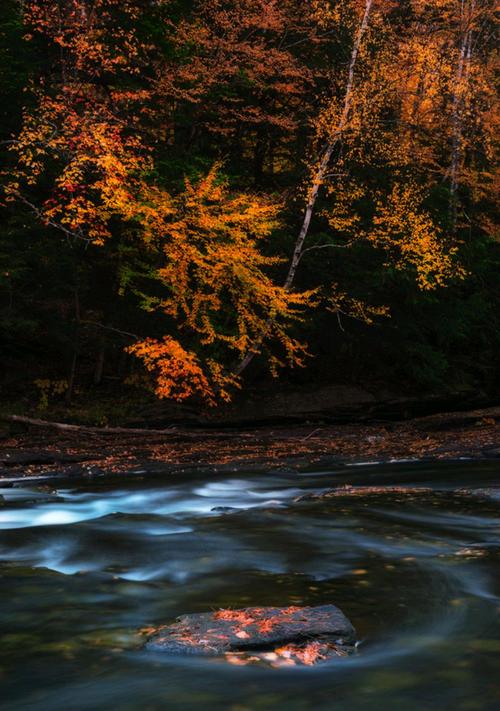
[0,0,498,410]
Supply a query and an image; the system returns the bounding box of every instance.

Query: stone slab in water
[145,605,356,664]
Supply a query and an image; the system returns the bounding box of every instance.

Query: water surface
[1,460,499,710]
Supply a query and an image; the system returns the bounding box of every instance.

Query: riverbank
[0,406,498,484]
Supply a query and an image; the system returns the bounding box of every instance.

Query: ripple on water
[0,460,499,711]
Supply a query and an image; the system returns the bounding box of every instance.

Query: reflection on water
[0,460,499,710]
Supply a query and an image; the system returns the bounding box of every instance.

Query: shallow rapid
[1,459,499,710]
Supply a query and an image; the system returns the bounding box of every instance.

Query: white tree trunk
[449,0,475,231]
[236,0,374,375]
[284,0,374,289]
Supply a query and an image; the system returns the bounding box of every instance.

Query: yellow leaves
[328,285,390,325]
[127,167,313,402]
[323,181,365,235]
[321,177,465,291]
[368,183,466,289]
[310,0,343,28]
[33,378,69,410]
[12,0,489,407]
[179,164,282,245]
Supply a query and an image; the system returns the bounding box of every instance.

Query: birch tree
[236,0,375,375]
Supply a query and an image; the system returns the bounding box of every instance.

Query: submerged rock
[295,485,434,502]
[145,604,356,666]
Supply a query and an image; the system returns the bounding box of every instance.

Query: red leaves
[10,0,492,407]
[274,641,345,666]
[214,606,311,636]
[24,0,152,77]
[146,605,356,666]
[234,630,251,639]
[213,609,257,625]
[224,636,347,667]
[128,337,214,403]
[157,0,318,136]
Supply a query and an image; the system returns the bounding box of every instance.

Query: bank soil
[0,406,498,483]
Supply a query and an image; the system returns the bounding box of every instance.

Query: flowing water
[0,460,499,710]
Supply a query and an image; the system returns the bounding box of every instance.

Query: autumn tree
[5,0,314,403]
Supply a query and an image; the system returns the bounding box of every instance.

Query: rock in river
[145,604,356,666]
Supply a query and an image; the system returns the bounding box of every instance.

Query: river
[1,459,499,710]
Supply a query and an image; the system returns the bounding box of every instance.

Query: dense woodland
[0,0,498,416]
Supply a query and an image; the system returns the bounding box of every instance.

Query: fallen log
[1,414,179,436]
[0,414,256,439]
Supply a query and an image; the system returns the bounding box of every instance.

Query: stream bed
[1,459,499,710]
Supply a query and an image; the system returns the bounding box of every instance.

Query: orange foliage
[125,167,314,403]
[127,337,213,403]
[24,0,151,77]
[6,95,150,244]
[157,0,320,137]
[274,641,336,665]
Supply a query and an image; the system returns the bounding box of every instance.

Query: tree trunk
[253,131,267,185]
[284,0,373,290]
[94,335,106,385]
[236,0,374,376]
[66,288,81,405]
[449,0,475,232]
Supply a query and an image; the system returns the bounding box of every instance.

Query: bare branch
[80,320,139,340]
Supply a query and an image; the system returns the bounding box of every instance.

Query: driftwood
[1,414,179,436]
[0,414,255,440]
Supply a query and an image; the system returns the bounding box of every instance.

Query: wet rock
[456,487,500,500]
[145,605,356,665]
[295,485,433,502]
